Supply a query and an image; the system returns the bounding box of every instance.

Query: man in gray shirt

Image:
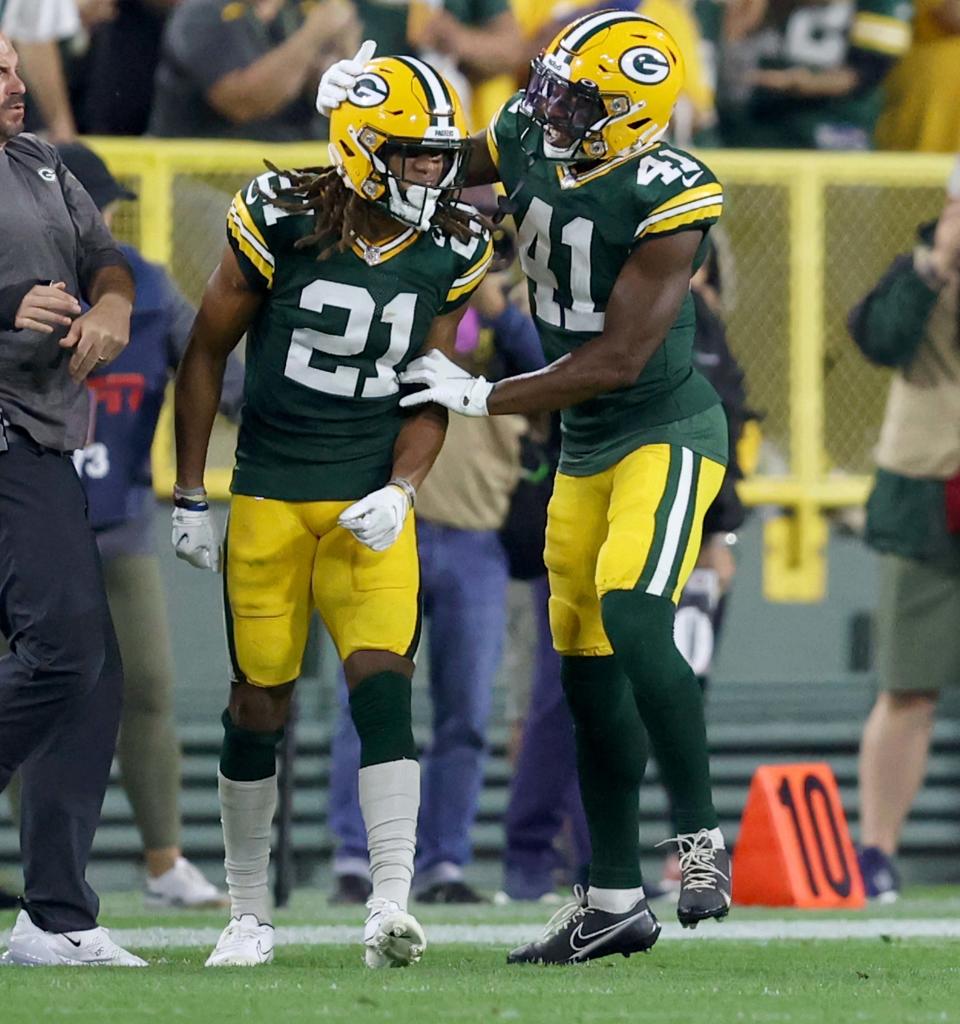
[149,0,358,141]
[0,33,146,967]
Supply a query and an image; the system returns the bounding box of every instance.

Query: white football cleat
[145,857,227,909]
[204,914,275,967]
[363,897,426,968]
[0,909,147,967]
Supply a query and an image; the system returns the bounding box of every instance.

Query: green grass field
[3,890,960,1023]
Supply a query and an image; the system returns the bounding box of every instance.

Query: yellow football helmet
[520,10,685,162]
[328,56,471,232]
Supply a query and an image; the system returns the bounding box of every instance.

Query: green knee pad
[349,671,417,768]
[219,709,283,782]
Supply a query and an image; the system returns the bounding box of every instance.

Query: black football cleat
[674,829,731,928]
[416,880,487,905]
[507,885,660,965]
[328,873,372,905]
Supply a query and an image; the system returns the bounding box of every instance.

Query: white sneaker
[0,910,147,967]
[145,857,227,909]
[363,897,426,969]
[204,914,274,967]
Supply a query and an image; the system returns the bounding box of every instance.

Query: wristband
[388,476,417,509]
[174,483,209,511]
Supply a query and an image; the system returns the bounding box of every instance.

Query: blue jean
[328,520,509,881]
[503,576,590,891]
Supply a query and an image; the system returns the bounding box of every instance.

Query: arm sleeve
[442,231,494,313]
[847,253,937,368]
[1,0,80,42]
[0,279,43,331]
[55,157,132,300]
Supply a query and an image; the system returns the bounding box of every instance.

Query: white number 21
[284,281,416,398]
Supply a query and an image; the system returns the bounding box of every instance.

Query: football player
[320,11,730,964]
[172,55,492,969]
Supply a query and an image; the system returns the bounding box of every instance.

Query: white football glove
[171,506,222,572]
[338,484,411,552]
[316,38,377,117]
[398,350,494,417]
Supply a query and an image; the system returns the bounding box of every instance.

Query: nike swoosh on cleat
[569,912,649,955]
[63,935,82,948]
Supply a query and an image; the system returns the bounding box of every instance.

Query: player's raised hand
[399,350,493,417]
[338,484,411,552]
[316,38,377,116]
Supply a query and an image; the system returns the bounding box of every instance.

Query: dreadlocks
[265,162,482,260]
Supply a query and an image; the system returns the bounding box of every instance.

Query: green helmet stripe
[396,55,454,128]
[558,10,643,55]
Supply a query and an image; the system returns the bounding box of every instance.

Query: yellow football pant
[224,495,420,687]
[545,444,726,657]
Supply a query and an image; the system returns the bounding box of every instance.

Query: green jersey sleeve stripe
[850,12,911,54]
[635,195,724,238]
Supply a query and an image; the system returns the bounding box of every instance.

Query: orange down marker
[732,763,865,909]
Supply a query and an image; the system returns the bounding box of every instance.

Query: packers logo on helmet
[519,10,685,163]
[328,56,470,232]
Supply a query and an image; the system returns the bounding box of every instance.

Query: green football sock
[601,589,718,834]
[561,655,647,889]
[349,671,417,768]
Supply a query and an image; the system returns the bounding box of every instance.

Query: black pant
[0,437,122,932]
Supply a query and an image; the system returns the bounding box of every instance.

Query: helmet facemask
[349,126,469,232]
[520,58,613,161]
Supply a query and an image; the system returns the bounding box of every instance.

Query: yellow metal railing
[86,139,955,601]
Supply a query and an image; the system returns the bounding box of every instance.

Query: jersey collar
[351,227,419,266]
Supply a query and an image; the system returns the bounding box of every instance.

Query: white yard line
[3,920,960,949]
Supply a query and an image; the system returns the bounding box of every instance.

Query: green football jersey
[226,171,492,501]
[489,97,726,477]
[719,0,912,149]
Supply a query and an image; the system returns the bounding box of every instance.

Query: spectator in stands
[849,181,960,902]
[714,0,912,149]
[358,0,522,70]
[354,1,523,127]
[82,1,177,136]
[875,0,960,151]
[5,142,244,908]
[1,0,81,140]
[328,230,544,905]
[150,0,359,140]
